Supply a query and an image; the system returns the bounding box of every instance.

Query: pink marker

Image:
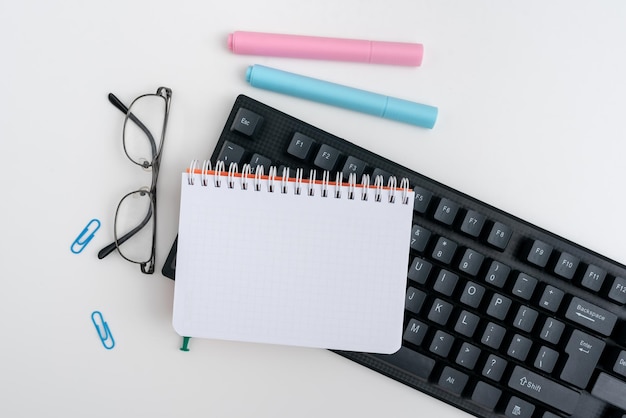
[228,31,423,67]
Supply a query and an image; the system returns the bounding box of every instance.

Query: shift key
[508,366,580,415]
[565,297,617,336]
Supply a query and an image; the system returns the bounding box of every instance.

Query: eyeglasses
[98,87,172,274]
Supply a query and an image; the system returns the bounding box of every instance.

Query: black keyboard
[163,94,626,418]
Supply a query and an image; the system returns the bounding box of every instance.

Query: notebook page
[173,171,414,354]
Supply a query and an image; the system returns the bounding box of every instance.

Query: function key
[370,168,392,185]
[526,240,553,268]
[434,198,460,226]
[341,156,366,182]
[313,144,341,171]
[580,264,606,292]
[217,141,245,167]
[487,222,512,250]
[412,186,433,214]
[230,108,263,137]
[287,132,316,160]
[608,276,626,304]
[460,210,486,237]
[553,252,579,280]
[248,153,271,174]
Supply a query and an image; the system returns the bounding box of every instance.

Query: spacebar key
[375,347,436,380]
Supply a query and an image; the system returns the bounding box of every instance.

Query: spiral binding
[187,160,411,204]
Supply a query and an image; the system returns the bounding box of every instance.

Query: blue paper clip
[91,311,115,350]
[71,219,101,254]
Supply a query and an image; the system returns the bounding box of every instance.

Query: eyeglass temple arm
[108,93,158,159]
[97,204,153,260]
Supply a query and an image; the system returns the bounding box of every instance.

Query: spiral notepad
[172,161,414,354]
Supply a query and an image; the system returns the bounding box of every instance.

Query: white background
[1,1,625,417]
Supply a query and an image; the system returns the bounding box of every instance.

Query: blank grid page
[173,172,414,354]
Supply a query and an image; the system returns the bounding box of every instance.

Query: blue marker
[245,64,438,129]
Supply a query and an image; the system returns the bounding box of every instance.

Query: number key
[410,225,432,253]
[432,237,458,265]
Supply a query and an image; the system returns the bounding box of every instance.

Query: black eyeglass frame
[98,86,172,274]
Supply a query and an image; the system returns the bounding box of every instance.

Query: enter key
[560,329,605,388]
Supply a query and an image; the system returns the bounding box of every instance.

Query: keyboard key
[370,168,392,185]
[580,264,607,292]
[409,224,431,253]
[432,237,457,264]
[614,350,626,377]
[434,198,459,225]
[565,297,617,336]
[527,240,553,268]
[508,334,533,361]
[313,144,340,171]
[512,273,538,300]
[429,330,454,357]
[481,322,506,350]
[455,342,481,370]
[379,347,435,380]
[608,276,626,304]
[560,329,605,388]
[508,366,580,415]
[513,306,539,332]
[230,107,263,137]
[458,248,484,276]
[459,282,485,308]
[433,270,459,296]
[482,354,507,381]
[287,132,316,160]
[486,293,511,320]
[534,345,559,373]
[538,285,565,312]
[403,319,428,346]
[505,396,535,418]
[591,372,626,411]
[405,287,427,314]
[437,366,468,395]
[412,186,433,214]
[487,222,512,250]
[340,156,366,182]
[407,257,432,284]
[484,261,510,288]
[428,298,453,325]
[460,210,486,237]
[554,252,580,280]
[217,141,245,167]
[471,381,501,410]
[454,310,480,338]
[248,153,271,174]
[539,318,565,345]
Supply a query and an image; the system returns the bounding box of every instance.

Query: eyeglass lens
[123,94,167,167]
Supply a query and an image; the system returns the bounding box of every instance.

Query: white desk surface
[2,1,625,417]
